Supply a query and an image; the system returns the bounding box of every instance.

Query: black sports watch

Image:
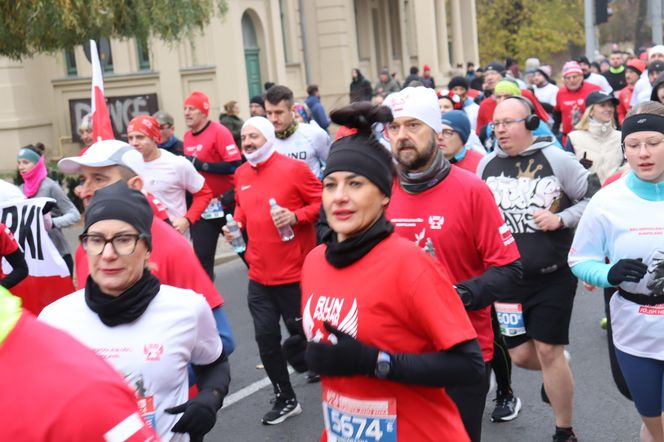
[375,351,392,379]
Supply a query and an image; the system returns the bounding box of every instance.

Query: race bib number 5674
[322,387,396,441]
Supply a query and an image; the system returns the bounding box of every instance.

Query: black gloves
[283,334,309,373]
[579,152,593,170]
[608,258,648,286]
[305,322,378,377]
[165,389,222,439]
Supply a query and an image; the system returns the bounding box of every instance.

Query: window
[137,39,150,71]
[65,48,77,76]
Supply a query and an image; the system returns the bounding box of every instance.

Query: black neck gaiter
[85,269,161,327]
[397,150,451,194]
[323,215,394,268]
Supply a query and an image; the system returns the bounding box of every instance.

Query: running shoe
[552,428,577,441]
[262,395,302,425]
[491,390,522,422]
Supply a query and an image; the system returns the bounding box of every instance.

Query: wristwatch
[375,351,392,379]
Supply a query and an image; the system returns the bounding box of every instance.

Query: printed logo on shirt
[499,224,515,246]
[184,144,204,155]
[287,151,307,160]
[241,185,252,191]
[143,343,164,361]
[226,144,239,154]
[302,294,358,343]
[428,215,445,230]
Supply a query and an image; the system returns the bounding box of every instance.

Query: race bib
[136,395,156,429]
[202,198,225,220]
[494,302,526,337]
[322,387,396,442]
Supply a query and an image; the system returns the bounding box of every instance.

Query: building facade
[0,0,478,171]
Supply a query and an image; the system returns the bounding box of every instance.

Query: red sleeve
[185,181,213,224]
[554,90,562,113]
[75,244,89,290]
[54,383,157,442]
[293,164,323,224]
[472,183,521,266]
[406,260,477,351]
[617,89,628,124]
[215,125,242,161]
[0,224,18,256]
[145,192,171,222]
[475,100,492,134]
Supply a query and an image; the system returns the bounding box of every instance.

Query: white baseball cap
[58,139,145,177]
[383,87,443,134]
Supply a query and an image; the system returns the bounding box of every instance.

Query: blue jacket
[305,96,330,131]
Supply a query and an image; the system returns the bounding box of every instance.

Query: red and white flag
[90,39,114,142]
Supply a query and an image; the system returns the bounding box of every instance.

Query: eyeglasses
[80,233,145,256]
[440,129,457,139]
[491,118,526,129]
[622,138,664,152]
[386,121,424,135]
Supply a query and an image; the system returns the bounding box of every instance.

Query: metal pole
[585,0,596,59]
[652,0,663,45]
[298,0,311,86]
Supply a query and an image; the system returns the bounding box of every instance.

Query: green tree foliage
[477,0,585,64]
[0,0,228,59]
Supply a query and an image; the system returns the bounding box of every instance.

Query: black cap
[485,61,506,75]
[448,76,469,90]
[585,90,618,108]
[83,181,153,250]
[649,60,664,74]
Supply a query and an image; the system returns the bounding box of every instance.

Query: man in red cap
[128,115,213,235]
[553,61,601,143]
[421,64,436,89]
[617,59,646,124]
[183,91,243,280]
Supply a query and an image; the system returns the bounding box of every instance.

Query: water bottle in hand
[269,198,295,241]
[225,214,246,253]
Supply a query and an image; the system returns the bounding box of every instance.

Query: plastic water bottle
[269,198,295,241]
[225,214,246,253]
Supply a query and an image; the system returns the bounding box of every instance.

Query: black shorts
[503,266,577,348]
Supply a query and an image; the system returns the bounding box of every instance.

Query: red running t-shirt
[554,82,601,134]
[301,234,476,442]
[386,168,520,361]
[184,121,242,197]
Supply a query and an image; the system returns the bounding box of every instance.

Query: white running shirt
[273,122,331,178]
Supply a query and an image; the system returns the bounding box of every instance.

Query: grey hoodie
[477,136,594,275]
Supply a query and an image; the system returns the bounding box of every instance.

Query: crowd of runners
[2,43,664,442]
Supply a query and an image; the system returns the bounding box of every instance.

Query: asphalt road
[206,258,643,442]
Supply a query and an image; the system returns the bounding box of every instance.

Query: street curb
[214,252,240,266]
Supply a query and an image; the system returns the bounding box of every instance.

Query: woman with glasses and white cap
[39,181,229,442]
[570,102,664,442]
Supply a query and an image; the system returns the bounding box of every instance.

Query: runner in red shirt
[58,140,235,356]
[295,103,483,441]
[553,61,601,142]
[0,288,156,441]
[0,223,27,289]
[383,87,522,442]
[183,91,243,280]
[617,59,646,124]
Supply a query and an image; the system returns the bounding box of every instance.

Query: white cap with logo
[383,87,443,134]
[58,140,145,177]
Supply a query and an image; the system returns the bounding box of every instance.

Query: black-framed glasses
[491,118,526,129]
[79,233,145,256]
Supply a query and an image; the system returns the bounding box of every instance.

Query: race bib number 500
[322,387,396,441]
[494,302,526,337]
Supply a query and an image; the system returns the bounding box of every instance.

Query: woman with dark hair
[219,100,244,147]
[349,69,373,103]
[39,181,229,442]
[570,101,664,442]
[292,102,484,441]
[17,143,80,275]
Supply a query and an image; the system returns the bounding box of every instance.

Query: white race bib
[201,198,225,220]
[494,302,526,337]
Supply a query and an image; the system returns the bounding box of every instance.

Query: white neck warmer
[245,141,275,166]
[588,118,612,138]
[242,116,277,166]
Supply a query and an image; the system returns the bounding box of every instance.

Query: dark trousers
[191,216,226,280]
[247,280,302,398]
[447,363,491,442]
[491,305,513,394]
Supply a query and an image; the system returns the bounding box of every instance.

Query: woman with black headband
[39,181,229,442]
[570,102,664,441]
[292,102,484,441]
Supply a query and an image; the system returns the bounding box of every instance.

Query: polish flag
[90,40,115,142]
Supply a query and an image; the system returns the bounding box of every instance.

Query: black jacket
[350,70,373,102]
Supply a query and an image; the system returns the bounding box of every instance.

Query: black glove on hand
[579,152,594,170]
[165,389,221,438]
[608,258,648,285]
[305,322,378,377]
[283,334,309,373]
